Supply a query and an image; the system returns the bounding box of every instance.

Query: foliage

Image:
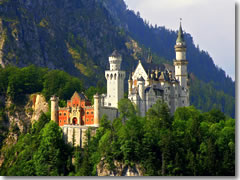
[0,65,84,103]
[0,113,72,176]
[0,98,235,176]
[189,74,235,118]
[81,100,235,176]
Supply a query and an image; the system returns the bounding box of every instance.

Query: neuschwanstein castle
[50,23,189,147]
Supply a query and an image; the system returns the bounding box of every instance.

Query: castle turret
[174,21,188,89]
[94,93,100,127]
[105,50,126,108]
[109,50,122,71]
[128,73,133,95]
[137,77,145,100]
[173,21,189,107]
[50,95,59,123]
[137,77,145,116]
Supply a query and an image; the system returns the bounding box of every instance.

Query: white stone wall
[62,126,97,147]
[176,51,186,60]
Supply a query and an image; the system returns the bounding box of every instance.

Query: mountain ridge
[0,0,235,117]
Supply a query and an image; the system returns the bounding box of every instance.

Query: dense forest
[0,65,235,176]
[0,100,235,176]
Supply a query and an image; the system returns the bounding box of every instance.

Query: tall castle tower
[105,50,126,108]
[174,21,189,106]
[50,95,59,123]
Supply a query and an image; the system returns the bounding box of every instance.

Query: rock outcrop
[0,93,49,167]
[96,159,143,176]
[30,94,49,123]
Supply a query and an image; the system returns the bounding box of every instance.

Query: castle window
[64,113,66,116]
[87,112,89,114]
[91,112,93,114]
[59,113,62,116]
[182,101,184,104]
[91,118,93,121]
[87,118,89,122]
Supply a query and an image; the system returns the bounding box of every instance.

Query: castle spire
[176,19,185,44]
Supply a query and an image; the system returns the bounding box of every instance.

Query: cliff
[96,159,143,176]
[0,93,49,167]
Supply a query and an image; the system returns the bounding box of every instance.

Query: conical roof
[176,22,185,43]
[110,50,121,57]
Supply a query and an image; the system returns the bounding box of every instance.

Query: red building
[58,92,94,127]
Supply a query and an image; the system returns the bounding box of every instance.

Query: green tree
[33,121,66,176]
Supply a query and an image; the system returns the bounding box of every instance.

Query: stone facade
[128,23,189,115]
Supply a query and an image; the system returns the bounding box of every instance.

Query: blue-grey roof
[110,50,121,57]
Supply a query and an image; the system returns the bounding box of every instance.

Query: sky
[124,0,235,81]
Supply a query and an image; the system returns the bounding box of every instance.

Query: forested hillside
[0,99,235,176]
[0,66,235,176]
[0,0,235,117]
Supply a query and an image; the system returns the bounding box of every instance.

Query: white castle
[93,22,189,122]
[51,23,190,147]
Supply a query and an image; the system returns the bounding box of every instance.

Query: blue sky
[124,0,235,81]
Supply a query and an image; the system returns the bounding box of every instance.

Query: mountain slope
[102,0,235,97]
[0,0,235,117]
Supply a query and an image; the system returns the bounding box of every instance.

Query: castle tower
[50,95,59,123]
[105,50,126,108]
[173,21,189,107]
[174,22,188,89]
[93,93,100,127]
[128,73,133,95]
[137,77,145,116]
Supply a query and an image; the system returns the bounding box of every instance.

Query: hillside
[0,0,235,117]
[0,96,235,176]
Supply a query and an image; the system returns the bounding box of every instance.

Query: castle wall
[100,107,118,121]
[62,125,97,147]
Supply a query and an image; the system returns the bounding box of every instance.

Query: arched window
[107,74,109,80]
[110,74,113,80]
[114,73,117,80]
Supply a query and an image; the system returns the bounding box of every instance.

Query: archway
[72,117,78,125]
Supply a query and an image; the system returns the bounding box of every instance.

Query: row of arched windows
[106,73,124,80]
